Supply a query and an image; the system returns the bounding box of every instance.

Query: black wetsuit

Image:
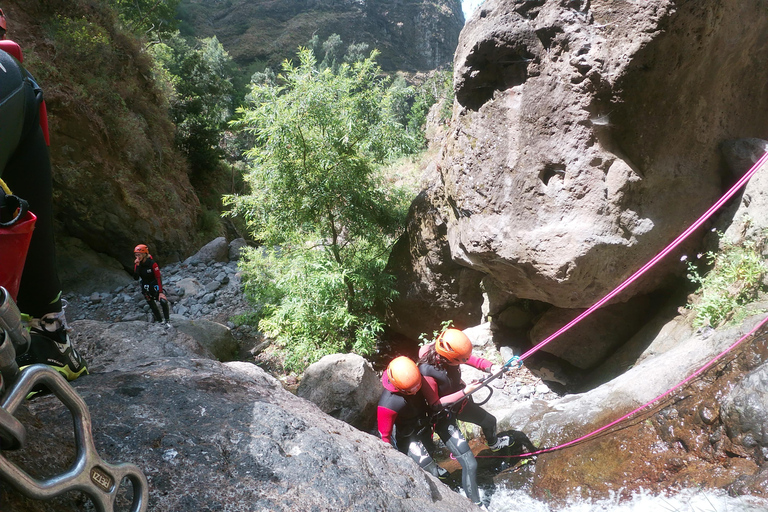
[0,48,61,317]
[377,373,447,480]
[133,256,170,322]
[419,361,499,444]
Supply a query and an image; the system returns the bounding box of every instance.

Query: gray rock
[0,355,476,512]
[176,277,203,297]
[387,0,768,338]
[56,235,133,296]
[183,237,230,265]
[168,316,239,362]
[228,238,249,261]
[721,362,768,459]
[297,353,381,432]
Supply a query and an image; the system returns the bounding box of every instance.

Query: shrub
[686,236,768,328]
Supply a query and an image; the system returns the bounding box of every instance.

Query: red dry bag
[0,190,36,301]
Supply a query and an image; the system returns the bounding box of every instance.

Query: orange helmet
[386,356,421,393]
[435,328,472,363]
[134,244,149,254]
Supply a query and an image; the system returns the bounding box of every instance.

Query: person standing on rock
[1,10,89,389]
[133,244,171,325]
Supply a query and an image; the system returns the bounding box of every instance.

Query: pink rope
[509,313,768,458]
[473,151,768,459]
[520,151,768,361]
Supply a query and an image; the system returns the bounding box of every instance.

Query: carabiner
[0,365,149,512]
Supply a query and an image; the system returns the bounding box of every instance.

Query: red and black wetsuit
[0,45,60,318]
[418,342,499,444]
[416,343,498,505]
[377,372,447,480]
[133,256,170,322]
[377,372,433,446]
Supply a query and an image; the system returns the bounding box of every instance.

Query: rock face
[0,323,479,512]
[179,0,465,72]
[387,0,768,346]
[297,353,381,432]
[494,312,768,501]
[3,0,204,266]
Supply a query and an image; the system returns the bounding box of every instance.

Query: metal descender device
[0,286,148,511]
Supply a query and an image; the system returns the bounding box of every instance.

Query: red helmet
[134,244,149,254]
[386,356,421,394]
[0,9,7,34]
[435,328,473,363]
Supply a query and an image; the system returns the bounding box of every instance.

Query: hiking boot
[16,309,89,384]
[488,435,510,452]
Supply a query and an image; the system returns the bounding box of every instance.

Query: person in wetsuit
[133,244,171,324]
[0,15,88,386]
[418,328,510,507]
[377,356,449,481]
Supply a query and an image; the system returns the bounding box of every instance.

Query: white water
[485,487,768,512]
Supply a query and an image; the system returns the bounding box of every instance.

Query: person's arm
[151,262,164,294]
[377,406,398,445]
[468,354,493,372]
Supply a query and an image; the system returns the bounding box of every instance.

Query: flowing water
[484,487,768,512]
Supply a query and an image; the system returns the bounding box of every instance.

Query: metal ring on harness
[0,365,149,512]
[472,384,495,406]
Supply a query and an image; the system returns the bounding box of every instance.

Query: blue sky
[462,0,485,21]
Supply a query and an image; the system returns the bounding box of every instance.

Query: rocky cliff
[387,0,768,376]
[2,0,206,266]
[179,0,464,72]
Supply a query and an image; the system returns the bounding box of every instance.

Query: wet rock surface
[0,329,480,511]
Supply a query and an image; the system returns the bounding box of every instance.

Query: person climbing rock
[0,12,88,388]
[133,244,171,325]
[418,328,510,507]
[377,356,449,481]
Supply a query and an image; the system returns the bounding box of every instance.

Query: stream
[486,487,768,512]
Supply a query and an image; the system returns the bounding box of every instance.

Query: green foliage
[149,34,236,185]
[238,244,395,372]
[407,69,454,135]
[418,320,455,346]
[108,0,180,41]
[52,16,111,62]
[227,48,417,371]
[686,236,768,328]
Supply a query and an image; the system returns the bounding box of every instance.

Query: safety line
[504,313,768,459]
[519,151,768,362]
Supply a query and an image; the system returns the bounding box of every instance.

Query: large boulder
[387,0,768,339]
[0,321,479,512]
[297,353,382,432]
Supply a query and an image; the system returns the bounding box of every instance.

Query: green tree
[227,48,418,371]
[150,34,235,185]
[109,0,180,41]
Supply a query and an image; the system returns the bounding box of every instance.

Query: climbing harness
[0,286,149,511]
